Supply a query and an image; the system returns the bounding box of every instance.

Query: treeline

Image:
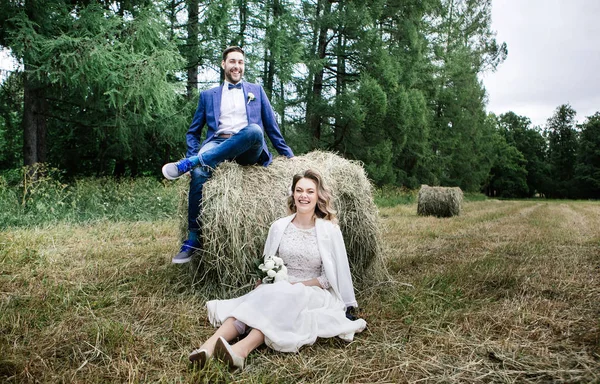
[488,108,599,199]
[0,0,598,199]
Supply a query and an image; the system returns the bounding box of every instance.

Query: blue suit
[185,82,294,163]
[185,82,294,233]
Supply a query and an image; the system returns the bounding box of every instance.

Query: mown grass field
[1,197,599,383]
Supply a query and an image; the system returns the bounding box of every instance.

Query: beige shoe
[189,348,211,369]
[214,336,245,370]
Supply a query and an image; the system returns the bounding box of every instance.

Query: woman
[189,169,367,370]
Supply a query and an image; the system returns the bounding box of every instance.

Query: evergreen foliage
[574,113,600,198]
[496,112,548,197]
[545,104,579,198]
[487,129,528,198]
[0,71,22,169]
[0,0,598,198]
[2,0,188,175]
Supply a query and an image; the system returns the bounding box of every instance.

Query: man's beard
[225,69,243,84]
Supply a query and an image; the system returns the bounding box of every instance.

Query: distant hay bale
[417,185,463,218]
[176,151,384,298]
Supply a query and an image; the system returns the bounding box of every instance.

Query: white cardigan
[262,214,359,309]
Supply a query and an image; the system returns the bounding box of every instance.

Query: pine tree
[2,1,186,174]
[574,112,600,199]
[486,114,529,197]
[0,71,23,168]
[427,0,506,191]
[545,104,579,198]
[498,112,548,197]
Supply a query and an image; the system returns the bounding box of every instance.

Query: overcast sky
[0,49,16,70]
[482,0,600,128]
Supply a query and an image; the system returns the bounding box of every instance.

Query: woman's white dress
[206,222,367,352]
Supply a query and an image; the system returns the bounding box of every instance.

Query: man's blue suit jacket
[185,82,294,165]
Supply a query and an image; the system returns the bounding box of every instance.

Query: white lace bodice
[277,223,330,289]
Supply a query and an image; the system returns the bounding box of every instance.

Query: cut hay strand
[177,151,385,298]
[417,185,463,218]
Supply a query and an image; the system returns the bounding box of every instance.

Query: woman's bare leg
[231,329,265,358]
[199,317,240,354]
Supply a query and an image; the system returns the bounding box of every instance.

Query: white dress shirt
[216,81,249,136]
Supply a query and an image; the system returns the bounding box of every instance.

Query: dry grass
[1,200,599,383]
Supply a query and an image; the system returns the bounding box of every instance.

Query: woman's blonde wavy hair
[287,169,337,223]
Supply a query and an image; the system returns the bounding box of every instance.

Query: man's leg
[195,124,264,168]
[162,124,265,180]
[171,141,219,264]
[168,125,266,263]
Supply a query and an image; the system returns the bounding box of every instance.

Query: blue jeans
[188,124,266,233]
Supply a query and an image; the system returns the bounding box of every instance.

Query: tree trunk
[186,0,199,99]
[22,0,48,167]
[22,70,47,166]
[333,2,346,149]
[263,0,281,97]
[306,0,331,143]
[262,0,271,95]
[238,0,247,47]
[279,77,285,135]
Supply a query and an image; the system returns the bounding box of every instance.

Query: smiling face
[287,169,336,221]
[221,51,245,84]
[293,177,318,215]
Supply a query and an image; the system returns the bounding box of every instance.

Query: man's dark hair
[222,46,245,61]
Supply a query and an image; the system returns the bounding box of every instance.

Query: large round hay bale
[417,185,463,218]
[175,151,383,298]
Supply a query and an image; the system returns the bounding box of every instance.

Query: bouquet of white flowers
[256,255,288,284]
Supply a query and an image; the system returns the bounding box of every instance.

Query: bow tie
[228,83,242,90]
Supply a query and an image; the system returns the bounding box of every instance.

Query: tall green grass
[1,166,489,228]
[374,186,417,207]
[0,166,179,229]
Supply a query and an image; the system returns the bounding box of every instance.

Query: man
[162,46,294,264]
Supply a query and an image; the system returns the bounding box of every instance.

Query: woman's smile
[294,178,318,213]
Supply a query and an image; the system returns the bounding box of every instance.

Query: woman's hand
[254,279,262,289]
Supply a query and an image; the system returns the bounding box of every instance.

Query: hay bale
[176,151,384,298]
[417,185,463,218]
